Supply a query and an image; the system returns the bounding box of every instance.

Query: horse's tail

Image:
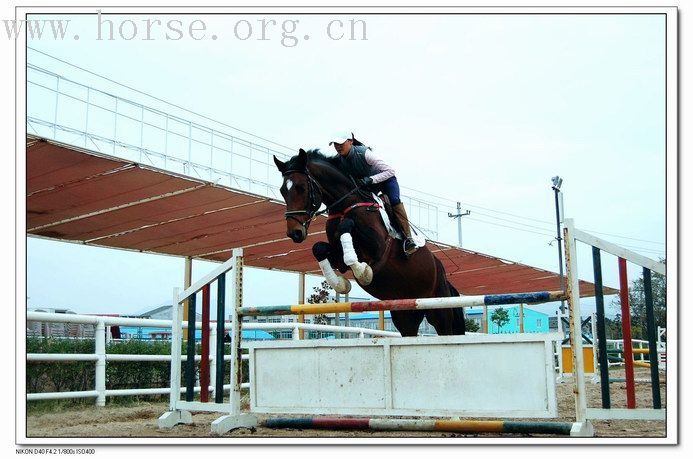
[447,281,467,335]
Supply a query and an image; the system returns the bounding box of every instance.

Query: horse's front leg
[312,241,352,294]
[337,219,373,286]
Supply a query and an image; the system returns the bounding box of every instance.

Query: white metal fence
[606,338,667,369]
[26,311,399,405]
[26,311,663,405]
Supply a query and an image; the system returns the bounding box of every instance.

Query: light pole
[551,176,566,314]
[448,202,470,248]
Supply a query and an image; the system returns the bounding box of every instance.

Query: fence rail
[26,311,399,404]
[27,64,441,239]
[26,311,663,405]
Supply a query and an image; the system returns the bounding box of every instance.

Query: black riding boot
[393,203,418,257]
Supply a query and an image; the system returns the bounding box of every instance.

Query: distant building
[136,304,181,321]
[338,311,438,335]
[465,305,550,334]
[27,308,95,338]
[345,306,549,335]
[549,316,563,332]
[122,304,274,341]
[116,325,275,341]
[27,301,551,341]
[132,297,437,338]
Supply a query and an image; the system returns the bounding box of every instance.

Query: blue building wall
[343,307,549,335]
[118,326,274,341]
[466,306,549,334]
[117,307,548,339]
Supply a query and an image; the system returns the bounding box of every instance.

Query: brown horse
[273,149,465,337]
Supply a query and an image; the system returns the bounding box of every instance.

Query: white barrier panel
[248,333,560,419]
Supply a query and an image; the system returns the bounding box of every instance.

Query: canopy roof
[27,136,612,297]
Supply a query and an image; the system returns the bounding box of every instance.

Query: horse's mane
[306,149,342,168]
[284,149,345,176]
[284,149,370,199]
[305,149,374,201]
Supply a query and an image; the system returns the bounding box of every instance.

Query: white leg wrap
[340,233,359,266]
[340,233,373,286]
[318,259,352,294]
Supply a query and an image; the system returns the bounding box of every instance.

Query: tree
[604,315,623,340]
[610,259,666,340]
[307,280,332,325]
[465,318,480,333]
[490,307,510,333]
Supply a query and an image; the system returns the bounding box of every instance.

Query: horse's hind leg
[312,241,352,294]
[427,259,466,335]
[391,310,425,337]
[425,310,456,335]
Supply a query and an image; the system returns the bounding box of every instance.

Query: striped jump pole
[564,218,665,424]
[200,284,211,403]
[214,273,226,404]
[643,267,662,409]
[262,417,581,436]
[239,290,566,317]
[185,293,196,402]
[159,252,245,431]
[618,257,636,409]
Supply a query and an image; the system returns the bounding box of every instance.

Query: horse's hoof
[362,264,373,285]
[351,262,373,286]
[335,278,352,294]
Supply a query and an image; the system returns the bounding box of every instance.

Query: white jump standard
[158,218,665,437]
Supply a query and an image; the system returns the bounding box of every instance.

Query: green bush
[26,338,95,394]
[106,340,170,391]
[26,338,247,408]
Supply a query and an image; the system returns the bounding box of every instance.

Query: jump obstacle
[558,314,664,379]
[564,219,665,421]
[158,218,666,436]
[261,417,577,435]
[239,291,566,316]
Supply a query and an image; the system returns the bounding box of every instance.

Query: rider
[329,131,418,256]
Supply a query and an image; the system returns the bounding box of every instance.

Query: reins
[326,202,381,221]
[282,168,366,229]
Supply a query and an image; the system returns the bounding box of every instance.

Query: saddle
[373,193,404,238]
[343,174,407,240]
[372,192,426,249]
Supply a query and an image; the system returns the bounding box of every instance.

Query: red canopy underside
[27,137,613,297]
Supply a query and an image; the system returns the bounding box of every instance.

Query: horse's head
[273,149,322,243]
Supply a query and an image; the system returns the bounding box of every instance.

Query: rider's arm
[364,150,396,184]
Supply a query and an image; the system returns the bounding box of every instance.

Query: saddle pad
[372,194,426,248]
[372,193,401,240]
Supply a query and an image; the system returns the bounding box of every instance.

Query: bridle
[282,169,323,230]
[281,168,362,230]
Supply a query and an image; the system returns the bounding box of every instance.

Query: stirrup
[403,238,418,257]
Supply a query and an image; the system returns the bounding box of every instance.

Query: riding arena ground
[27,368,665,439]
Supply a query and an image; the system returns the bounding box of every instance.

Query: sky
[22,11,669,320]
